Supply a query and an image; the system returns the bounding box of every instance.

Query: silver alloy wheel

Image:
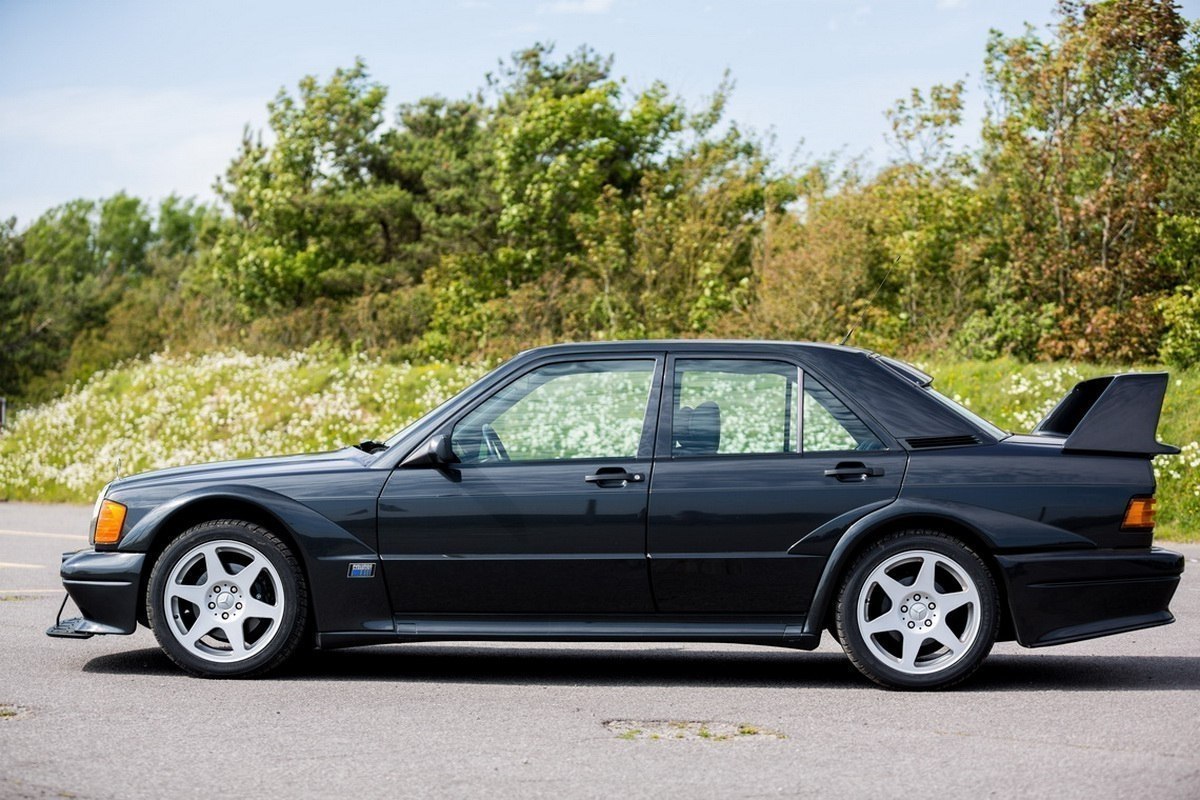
[856,548,982,675]
[162,539,286,663]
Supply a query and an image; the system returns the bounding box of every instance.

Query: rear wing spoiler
[1033,372,1179,456]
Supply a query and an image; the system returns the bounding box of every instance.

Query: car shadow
[82,644,1200,691]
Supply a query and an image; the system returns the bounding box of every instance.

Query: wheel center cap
[909,602,928,621]
[216,592,235,610]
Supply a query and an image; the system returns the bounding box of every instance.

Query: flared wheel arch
[811,514,1015,643]
[135,496,311,629]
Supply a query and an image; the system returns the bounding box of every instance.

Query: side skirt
[315,615,821,651]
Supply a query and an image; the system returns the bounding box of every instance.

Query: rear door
[647,353,906,614]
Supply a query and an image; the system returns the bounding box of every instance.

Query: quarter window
[803,374,884,452]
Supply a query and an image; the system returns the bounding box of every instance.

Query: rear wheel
[836,532,999,690]
[147,520,308,678]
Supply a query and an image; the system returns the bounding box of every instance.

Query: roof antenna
[840,256,899,347]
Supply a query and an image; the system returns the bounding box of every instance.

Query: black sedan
[48,341,1185,689]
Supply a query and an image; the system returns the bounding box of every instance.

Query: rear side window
[672,359,800,455]
[668,359,886,456]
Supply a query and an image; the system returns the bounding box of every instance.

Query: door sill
[316,616,821,651]
[386,614,819,650]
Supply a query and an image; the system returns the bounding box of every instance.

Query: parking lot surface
[2,502,1198,799]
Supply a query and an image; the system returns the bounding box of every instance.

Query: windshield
[923,386,1008,440]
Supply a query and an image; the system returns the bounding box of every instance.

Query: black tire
[835,531,999,690]
[147,519,309,678]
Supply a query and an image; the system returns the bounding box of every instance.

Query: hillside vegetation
[0,350,1195,542]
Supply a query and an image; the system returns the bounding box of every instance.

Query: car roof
[517,339,876,357]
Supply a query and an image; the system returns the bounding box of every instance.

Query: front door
[647,355,906,614]
[378,356,663,614]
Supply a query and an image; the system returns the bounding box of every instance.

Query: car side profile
[48,341,1185,689]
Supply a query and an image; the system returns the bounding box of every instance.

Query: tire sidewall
[838,533,999,690]
[148,522,304,678]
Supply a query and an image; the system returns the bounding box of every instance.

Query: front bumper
[997,546,1184,647]
[47,549,146,637]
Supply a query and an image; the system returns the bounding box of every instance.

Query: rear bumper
[996,546,1184,647]
[51,549,146,636]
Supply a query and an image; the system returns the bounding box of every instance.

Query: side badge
[347,562,376,579]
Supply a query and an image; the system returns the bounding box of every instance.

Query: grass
[0,349,1195,541]
[0,349,486,503]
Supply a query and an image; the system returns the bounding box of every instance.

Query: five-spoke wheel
[148,520,308,677]
[836,532,998,689]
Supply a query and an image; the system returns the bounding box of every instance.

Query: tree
[422,50,786,355]
[214,59,417,308]
[975,0,1190,360]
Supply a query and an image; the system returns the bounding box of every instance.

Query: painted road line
[0,528,86,541]
[0,562,46,569]
[0,588,61,594]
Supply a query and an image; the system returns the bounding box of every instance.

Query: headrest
[676,401,720,454]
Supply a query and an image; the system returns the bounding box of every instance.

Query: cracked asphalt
[1,502,1198,799]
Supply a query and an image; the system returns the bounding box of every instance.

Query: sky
[1,0,1197,225]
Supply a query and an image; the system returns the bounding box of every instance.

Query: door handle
[585,470,644,486]
[824,463,884,481]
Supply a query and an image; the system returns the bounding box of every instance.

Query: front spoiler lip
[46,612,128,638]
[48,549,147,637]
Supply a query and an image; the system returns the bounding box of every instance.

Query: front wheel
[835,532,999,690]
[147,520,308,678]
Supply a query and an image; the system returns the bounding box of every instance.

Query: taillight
[1121,496,1156,531]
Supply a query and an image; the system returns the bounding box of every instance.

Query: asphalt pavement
[1,502,1198,799]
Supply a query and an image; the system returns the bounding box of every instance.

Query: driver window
[451,360,655,463]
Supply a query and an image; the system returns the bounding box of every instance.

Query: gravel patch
[604,719,786,741]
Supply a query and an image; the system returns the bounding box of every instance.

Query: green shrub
[1159,286,1200,368]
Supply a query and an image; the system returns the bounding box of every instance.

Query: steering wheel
[481,424,510,462]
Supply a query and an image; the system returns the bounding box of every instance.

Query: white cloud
[539,0,614,15]
[0,86,266,222]
[936,0,966,9]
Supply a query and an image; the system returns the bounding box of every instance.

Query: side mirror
[399,434,459,469]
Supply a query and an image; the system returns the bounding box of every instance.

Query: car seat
[675,401,721,454]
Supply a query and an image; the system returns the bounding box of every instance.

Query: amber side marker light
[94,500,127,545]
[1122,496,1156,531]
